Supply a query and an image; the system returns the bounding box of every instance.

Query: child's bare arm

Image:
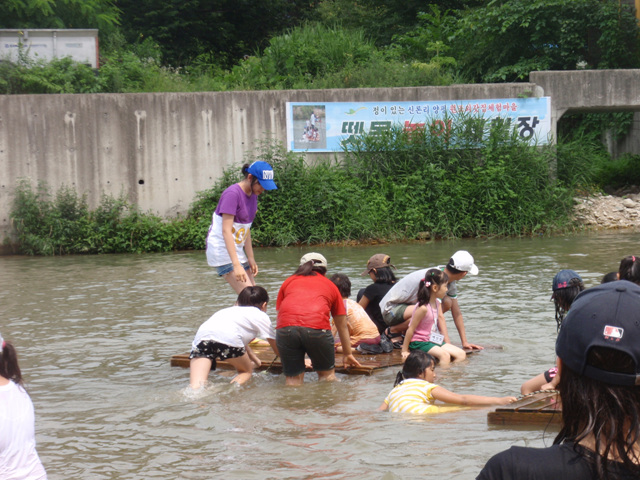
[401,306,426,359]
[378,401,389,411]
[358,295,370,309]
[246,345,261,367]
[431,386,517,406]
[267,338,279,357]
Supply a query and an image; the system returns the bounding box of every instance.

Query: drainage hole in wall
[138,179,145,185]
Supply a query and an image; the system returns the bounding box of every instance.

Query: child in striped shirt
[378,351,516,414]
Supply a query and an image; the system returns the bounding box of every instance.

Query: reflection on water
[1,231,639,479]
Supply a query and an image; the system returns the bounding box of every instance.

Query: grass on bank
[12,114,637,255]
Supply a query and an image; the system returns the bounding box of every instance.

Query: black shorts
[276,326,335,377]
[189,340,246,370]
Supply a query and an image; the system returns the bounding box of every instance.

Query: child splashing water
[401,268,466,365]
[379,350,516,414]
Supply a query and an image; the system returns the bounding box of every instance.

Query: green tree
[315,0,485,46]
[449,0,640,82]
[1,0,120,31]
[115,0,316,67]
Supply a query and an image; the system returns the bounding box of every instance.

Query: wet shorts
[276,326,335,377]
[189,340,246,370]
[382,304,409,326]
[543,367,558,383]
[409,341,444,353]
[216,261,250,277]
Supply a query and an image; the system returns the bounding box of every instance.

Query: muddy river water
[2,231,639,479]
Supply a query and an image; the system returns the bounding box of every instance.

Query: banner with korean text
[286,97,551,152]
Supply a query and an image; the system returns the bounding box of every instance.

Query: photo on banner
[285,98,551,153]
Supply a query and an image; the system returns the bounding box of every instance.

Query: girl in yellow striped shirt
[378,351,516,414]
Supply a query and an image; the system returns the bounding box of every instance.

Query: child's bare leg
[427,346,451,366]
[317,369,337,382]
[190,357,213,389]
[521,372,547,395]
[223,268,256,294]
[285,373,305,386]
[442,343,466,362]
[226,354,255,385]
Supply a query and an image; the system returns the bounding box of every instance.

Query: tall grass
[13,123,630,255]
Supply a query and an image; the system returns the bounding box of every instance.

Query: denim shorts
[382,304,409,326]
[276,326,335,377]
[216,261,250,277]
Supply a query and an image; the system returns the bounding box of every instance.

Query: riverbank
[573,187,640,230]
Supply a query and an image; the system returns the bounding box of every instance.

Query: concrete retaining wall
[0,83,540,250]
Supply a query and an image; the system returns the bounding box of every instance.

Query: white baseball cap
[449,250,478,275]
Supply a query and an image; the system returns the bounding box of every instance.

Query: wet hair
[237,286,269,308]
[329,273,351,298]
[394,350,438,387]
[241,163,260,187]
[0,339,23,386]
[416,268,449,307]
[294,261,327,277]
[555,347,640,479]
[372,267,397,285]
[601,271,619,284]
[552,278,584,331]
[618,255,640,285]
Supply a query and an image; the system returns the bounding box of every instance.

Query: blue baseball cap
[247,161,277,190]
[552,269,582,291]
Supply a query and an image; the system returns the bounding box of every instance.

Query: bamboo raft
[488,390,561,426]
[170,343,492,376]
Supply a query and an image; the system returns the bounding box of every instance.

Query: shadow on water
[1,230,639,479]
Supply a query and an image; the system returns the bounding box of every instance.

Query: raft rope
[264,355,279,374]
[516,388,559,401]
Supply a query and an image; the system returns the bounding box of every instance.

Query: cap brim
[468,264,479,275]
[258,179,277,190]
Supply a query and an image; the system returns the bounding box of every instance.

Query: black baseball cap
[556,280,640,386]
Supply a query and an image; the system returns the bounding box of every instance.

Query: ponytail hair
[416,268,449,307]
[0,337,23,386]
[619,255,640,286]
[394,350,438,387]
[294,261,327,277]
[241,163,260,187]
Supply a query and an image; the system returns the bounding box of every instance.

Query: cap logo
[603,325,624,341]
[262,170,274,180]
[556,281,568,289]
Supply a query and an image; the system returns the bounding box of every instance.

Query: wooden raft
[170,343,490,376]
[488,390,561,426]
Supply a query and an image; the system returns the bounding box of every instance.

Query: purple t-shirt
[214,184,258,223]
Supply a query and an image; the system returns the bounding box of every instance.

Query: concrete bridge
[1,69,639,251]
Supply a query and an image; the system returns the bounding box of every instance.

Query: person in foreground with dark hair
[189,286,279,388]
[0,332,48,479]
[276,253,361,386]
[478,280,640,479]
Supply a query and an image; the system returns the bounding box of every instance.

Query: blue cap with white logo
[247,161,277,190]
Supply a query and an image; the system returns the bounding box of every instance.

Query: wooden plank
[488,391,561,426]
[171,343,502,375]
[488,410,562,427]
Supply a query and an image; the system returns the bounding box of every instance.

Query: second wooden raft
[488,390,561,426]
